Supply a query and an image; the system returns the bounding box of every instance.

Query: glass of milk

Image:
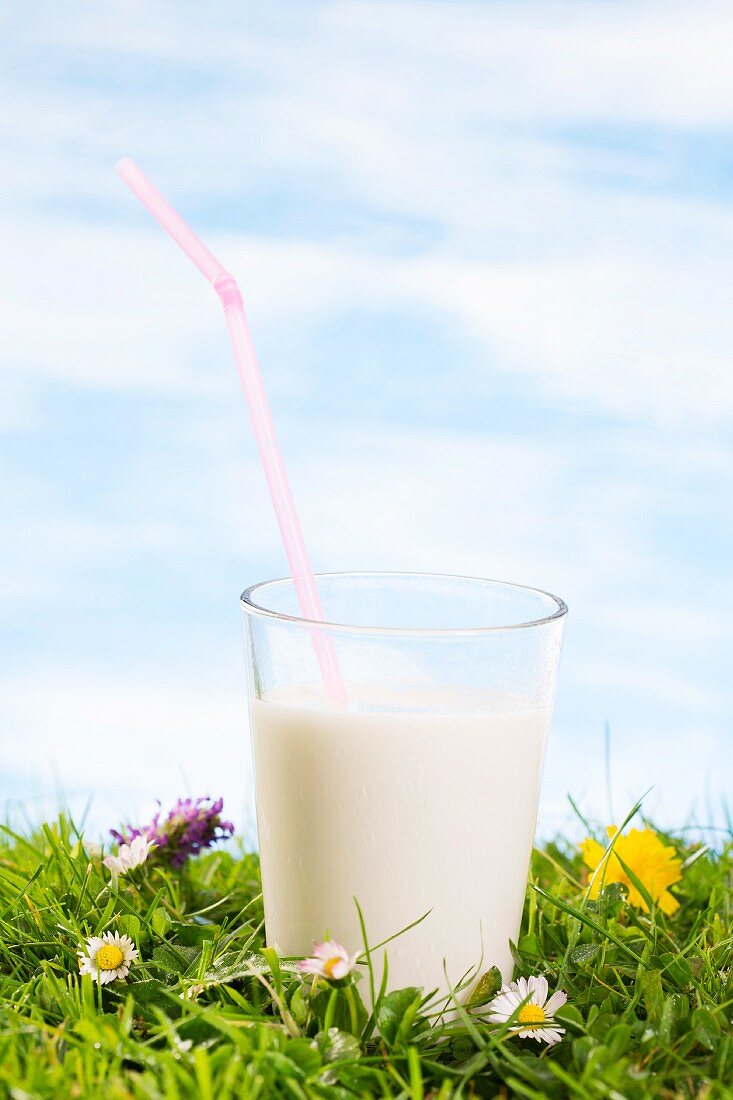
[241,572,566,996]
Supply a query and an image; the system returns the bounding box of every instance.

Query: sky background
[1,0,732,841]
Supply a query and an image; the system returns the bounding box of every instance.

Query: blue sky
[1,0,732,838]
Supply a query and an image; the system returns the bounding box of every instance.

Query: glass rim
[240,571,567,637]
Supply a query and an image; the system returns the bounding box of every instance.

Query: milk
[251,685,549,995]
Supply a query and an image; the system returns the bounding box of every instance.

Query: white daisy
[103,835,155,876]
[298,940,358,981]
[487,975,567,1046]
[78,930,139,984]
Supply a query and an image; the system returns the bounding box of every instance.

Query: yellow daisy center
[323,956,342,978]
[97,944,124,971]
[517,1004,546,1026]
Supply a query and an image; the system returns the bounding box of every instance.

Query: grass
[0,810,731,1098]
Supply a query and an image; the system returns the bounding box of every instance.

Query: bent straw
[116,157,345,704]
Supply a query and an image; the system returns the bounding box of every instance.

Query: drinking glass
[241,572,566,994]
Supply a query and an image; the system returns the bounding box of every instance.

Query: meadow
[0,800,731,1098]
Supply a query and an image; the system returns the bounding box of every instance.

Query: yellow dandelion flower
[580,826,682,915]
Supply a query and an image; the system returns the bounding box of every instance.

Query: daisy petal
[545,990,568,1015]
[531,975,548,1005]
[538,1027,564,1046]
[298,959,324,976]
[519,1027,546,1042]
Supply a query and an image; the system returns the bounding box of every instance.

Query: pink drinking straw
[116,157,346,704]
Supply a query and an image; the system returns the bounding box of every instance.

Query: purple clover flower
[111,797,234,868]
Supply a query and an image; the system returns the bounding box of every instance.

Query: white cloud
[3,214,733,429]
[573,659,724,713]
[333,0,733,128]
[1,0,732,838]
[23,0,733,131]
[541,718,724,837]
[3,2,733,426]
[602,604,733,647]
[0,667,255,838]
